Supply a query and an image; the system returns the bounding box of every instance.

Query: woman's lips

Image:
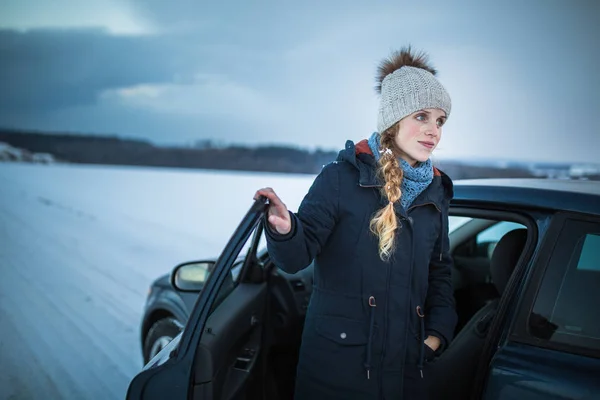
[419,141,435,149]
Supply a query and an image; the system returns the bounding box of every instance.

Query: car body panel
[140,282,189,352]
[483,342,600,400]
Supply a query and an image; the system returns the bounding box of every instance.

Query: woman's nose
[426,123,440,137]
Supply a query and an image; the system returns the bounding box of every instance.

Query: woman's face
[393,108,447,166]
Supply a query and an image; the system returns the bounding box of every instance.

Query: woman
[255,46,456,399]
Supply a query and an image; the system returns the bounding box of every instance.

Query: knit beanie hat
[376,47,452,134]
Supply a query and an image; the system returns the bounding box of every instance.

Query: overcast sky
[1,0,598,163]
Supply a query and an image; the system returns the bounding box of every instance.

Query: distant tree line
[0,129,337,174]
[432,161,535,180]
[0,129,536,179]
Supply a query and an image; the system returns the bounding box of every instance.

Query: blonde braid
[369,125,404,261]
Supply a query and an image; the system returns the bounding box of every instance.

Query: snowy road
[0,163,313,400]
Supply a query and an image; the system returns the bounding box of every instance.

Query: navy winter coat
[265,139,457,399]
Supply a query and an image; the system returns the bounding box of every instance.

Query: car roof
[452,178,600,216]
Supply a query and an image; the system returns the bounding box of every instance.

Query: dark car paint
[129,180,600,400]
[483,342,600,400]
[141,275,191,351]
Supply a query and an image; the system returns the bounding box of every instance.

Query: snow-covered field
[0,163,315,400]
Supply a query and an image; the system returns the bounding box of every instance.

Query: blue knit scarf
[367,132,433,210]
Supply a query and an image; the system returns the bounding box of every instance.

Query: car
[129,178,600,400]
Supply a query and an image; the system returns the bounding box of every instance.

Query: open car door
[127,197,270,399]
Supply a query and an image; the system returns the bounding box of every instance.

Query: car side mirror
[171,261,216,292]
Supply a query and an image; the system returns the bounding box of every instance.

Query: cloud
[101,74,290,125]
[1,0,155,35]
[0,28,198,111]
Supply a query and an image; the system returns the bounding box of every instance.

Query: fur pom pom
[375,46,437,94]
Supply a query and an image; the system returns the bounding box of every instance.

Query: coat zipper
[403,214,418,379]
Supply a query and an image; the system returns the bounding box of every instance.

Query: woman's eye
[437,119,445,128]
[416,114,427,122]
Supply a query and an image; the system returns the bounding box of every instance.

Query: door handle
[250,314,259,326]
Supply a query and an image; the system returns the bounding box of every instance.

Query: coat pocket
[298,316,381,391]
[315,316,370,346]
[311,316,380,382]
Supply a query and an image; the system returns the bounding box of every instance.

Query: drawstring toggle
[365,296,377,379]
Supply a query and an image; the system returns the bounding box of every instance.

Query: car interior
[187,210,533,400]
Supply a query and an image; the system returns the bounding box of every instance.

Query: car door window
[477,221,526,258]
[211,225,263,312]
[528,219,600,353]
[230,228,266,282]
[477,220,524,242]
[449,215,472,234]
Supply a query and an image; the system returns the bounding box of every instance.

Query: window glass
[236,224,266,264]
[529,222,600,352]
[449,216,472,234]
[477,221,525,244]
[576,234,600,272]
[211,225,261,312]
[257,229,267,255]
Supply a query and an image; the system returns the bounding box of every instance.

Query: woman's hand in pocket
[424,335,441,352]
[424,335,441,362]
